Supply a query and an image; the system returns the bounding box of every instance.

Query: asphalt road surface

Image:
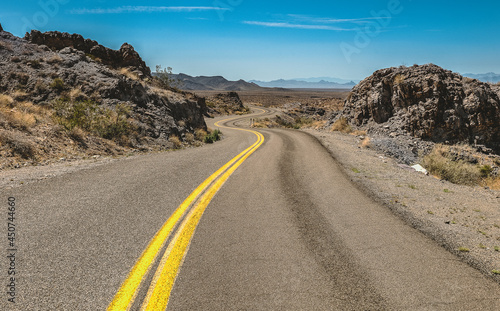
[2,108,500,310]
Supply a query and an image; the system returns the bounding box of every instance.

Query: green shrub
[50,78,66,92]
[204,129,222,143]
[53,99,132,140]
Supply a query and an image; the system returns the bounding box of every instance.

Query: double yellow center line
[107,113,265,311]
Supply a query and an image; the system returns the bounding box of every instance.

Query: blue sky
[0,1,498,81]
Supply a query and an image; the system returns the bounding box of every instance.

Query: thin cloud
[288,14,391,24]
[70,6,230,14]
[242,21,354,31]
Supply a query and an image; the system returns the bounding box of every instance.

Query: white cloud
[287,14,391,24]
[242,21,354,31]
[70,6,230,14]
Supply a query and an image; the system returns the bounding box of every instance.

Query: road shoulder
[303,128,500,284]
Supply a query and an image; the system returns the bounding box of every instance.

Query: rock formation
[24,30,151,78]
[0,24,207,166]
[336,64,500,153]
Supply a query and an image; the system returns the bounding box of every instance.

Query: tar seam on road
[107,109,266,311]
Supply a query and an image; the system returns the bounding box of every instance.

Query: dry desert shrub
[194,128,208,141]
[0,130,37,159]
[330,117,352,133]
[45,54,63,64]
[69,87,87,102]
[169,135,182,149]
[360,137,372,148]
[422,144,482,185]
[120,68,139,81]
[0,94,14,107]
[184,133,195,143]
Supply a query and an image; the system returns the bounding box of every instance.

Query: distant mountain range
[249,79,356,89]
[169,73,262,91]
[463,72,500,83]
[160,73,358,91]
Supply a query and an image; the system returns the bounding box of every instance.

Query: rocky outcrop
[0,26,207,158]
[205,92,249,115]
[337,64,500,153]
[24,30,151,78]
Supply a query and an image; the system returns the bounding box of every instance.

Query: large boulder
[338,64,500,153]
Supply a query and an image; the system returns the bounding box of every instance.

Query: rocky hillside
[334,64,500,154]
[0,25,207,168]
[170,73,262,91]
[204,92,249,116]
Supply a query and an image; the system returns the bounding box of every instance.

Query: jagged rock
[0,25,207,154]
[0,23,3,32]
[337,64,500,153]
[24,30,151,77]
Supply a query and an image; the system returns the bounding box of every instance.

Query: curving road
[2,108,500,310]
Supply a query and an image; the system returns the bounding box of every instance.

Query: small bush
[0,94,14,107]
[120,68,139,81]
[50,78,66,92]
[394,74,405,85]
[69,127,86,143]
[185,133,195,143]
[29,59,42,69]
[330,117,352,133]
[46,55,63,64]
[194,128,208,141]
[0,131,36,159]
[204,129,222,144]
[53,99,132,140]
[169,135,182,149]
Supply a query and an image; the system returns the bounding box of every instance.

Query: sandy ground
[304,128,500,282]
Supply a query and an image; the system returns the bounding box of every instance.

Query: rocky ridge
[0,24,207,168]
[25,30,151,78]
[330,64,500,164]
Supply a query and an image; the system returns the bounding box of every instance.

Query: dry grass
[483,177,500,191]
[251,118,277,128]
[185,133,195,143]
[12,90,29,101]
[0,94,15,108]
[307,120,327,130]
[0,130,37,159]
[120,68,139,81]
[394,74,405,85]
[169,135,182,149]
[330,117,352,133]
[69,87,87,102]
[194,128,208,141]
[422,144,483,185]
[45,54,63,64]
[359,137,372,148]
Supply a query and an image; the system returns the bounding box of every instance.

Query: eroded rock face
[24,30,151,78]
[0,27,206,147]
[339,64,500,153]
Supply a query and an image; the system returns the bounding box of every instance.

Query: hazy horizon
[1,1,499,81]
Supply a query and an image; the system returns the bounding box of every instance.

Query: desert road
[2,108,500,310]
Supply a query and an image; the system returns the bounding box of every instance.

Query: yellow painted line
[107,111,265,311]
[141,130,264,311]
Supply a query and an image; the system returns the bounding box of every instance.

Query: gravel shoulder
[304,128,500,282]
